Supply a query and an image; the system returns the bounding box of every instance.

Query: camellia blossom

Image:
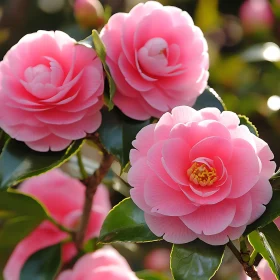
[128,106,276,245]
[57,247,138,280]
[0,30,104,152]
[4,170,111,280]
[100,1,209,120]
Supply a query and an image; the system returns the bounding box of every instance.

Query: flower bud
[74,0,105,29]
[239,0,274,34]
[144,248,170,272]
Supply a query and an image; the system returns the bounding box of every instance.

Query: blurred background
[0,0,279,279]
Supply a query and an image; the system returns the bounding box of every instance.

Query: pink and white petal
[171,106,200,124]
[180,200,236,235]
[49,111,101,140]
[145,214,197,244]
[275,217,280,230]
[220,111,240,129]
[122,1,163,64]
[141,88,170,111]
[7,124,51,142]
[113,94,152,121]
[134,9,174,50]
[154,112,174,142]
[25,134,71,152]
[170,120,231,148]
[130,186,152,213]
[130,149,143,165]
[227,139,261,198]
[132,124,156,154]
[181,176,232,205]
[147,141,180,190]
[162,138,191,185]
[247,176,273,224]
[190,136,233,163]
[144,173,198,216]
[57,271,73,280]
[36,109,87,125]
[100,13,126,61]
[128,157,151,188]
[198,226,246,245]
[230,193,252,227]
[229,125,256,150]
[163,6,194,26]
[118,54,153,92]
[199,108,221,121]
[252,134,276,178]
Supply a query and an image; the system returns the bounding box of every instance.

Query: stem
[48,216,74,235]
[77,151,88,180]
[227,241,260,280]
[249,250,258,266]
[74,133,114,250]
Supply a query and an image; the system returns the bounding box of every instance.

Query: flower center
[187,162,217,187]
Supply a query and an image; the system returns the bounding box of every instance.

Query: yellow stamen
[187,162,217,187]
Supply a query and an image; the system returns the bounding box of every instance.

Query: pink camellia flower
[57,247,138,280]
[4,169,111,280]
[128,106,276,245]
[239,0,274,33]
[100,2,209,120]
[0,30,104,152]
[74,0,105,29]
[243,259,276,280]
[144,248,171,272]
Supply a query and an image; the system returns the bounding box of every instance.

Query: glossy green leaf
[259,223,280,279]
[238,115,259,136]
[170,240,225,280]
[0,191,48,275]
[271,169,280,190]
[248,230,277,277]
[99,198,160,243]
[244,190,280,235]
[0,139,83,190]
[0,130,9,154]
[92,30,116,109]
[78,32,116,109]
[193,87,226,112]
[20,244,62,280]
[136,270,170,280]
[98,108,150,168]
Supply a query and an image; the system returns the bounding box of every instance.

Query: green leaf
[238,115,259,136]
[259,223,280,279]
[244,190,280,235]
[193,87,226,112]
[20,244,62,280]
[271,169,280,190]
[136,270,170,280]
[92,30,116,110]
[99,198,160,243]
[0,139,83,190]
[171,240,225,280]
[0,130,9,153]
[248,230,277,277]
[98,108,150,168]
[0,191,48,274]
[78,32,116,109]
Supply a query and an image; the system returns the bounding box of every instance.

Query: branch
[227,241,260,280]
[74,133,114,250]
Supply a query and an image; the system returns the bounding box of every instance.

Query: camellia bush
[0,1,279,280]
